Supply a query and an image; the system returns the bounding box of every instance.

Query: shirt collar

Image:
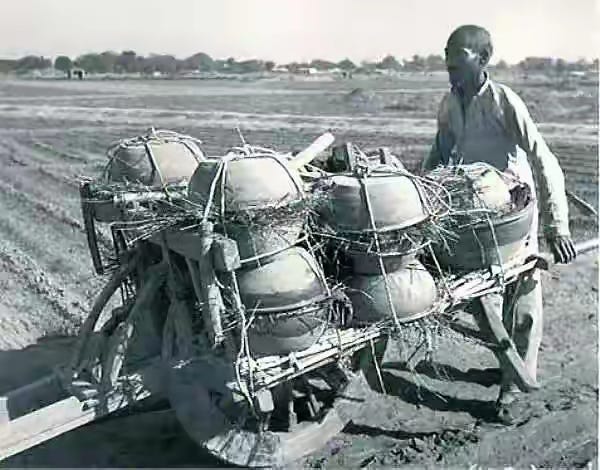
[476,71,491,96]
[452,71,492,100]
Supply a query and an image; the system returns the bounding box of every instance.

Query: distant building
[0,59,17,74]
[297,67,319,75]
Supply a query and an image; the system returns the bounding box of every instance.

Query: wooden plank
[0,374,65,423]
[0,363,161,461]
[150,230,199,261]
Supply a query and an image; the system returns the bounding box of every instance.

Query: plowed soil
[0,75,597,468]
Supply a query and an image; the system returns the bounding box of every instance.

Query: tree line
[6,51,599,75]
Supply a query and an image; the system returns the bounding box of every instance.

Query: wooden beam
[0,374,65,424]
[0,362,161,462]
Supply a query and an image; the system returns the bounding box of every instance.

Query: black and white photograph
[0,1,598,467]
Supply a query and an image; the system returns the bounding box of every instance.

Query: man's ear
[479,49,491,66]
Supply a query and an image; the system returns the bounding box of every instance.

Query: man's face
[444,44,482,92]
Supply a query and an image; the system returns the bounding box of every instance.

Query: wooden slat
[0,374,65,423]
[0,363,161,461]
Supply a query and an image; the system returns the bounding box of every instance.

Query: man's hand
[548,235,577,264]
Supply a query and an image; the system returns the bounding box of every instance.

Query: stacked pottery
[430,165,536,271]
[188,154,329,356]
[105,129,204,187]
[235,246,330,356]
[96,129,205,223]
[322,172,438,325]
[188,154,305,264]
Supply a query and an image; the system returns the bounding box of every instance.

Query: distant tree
[264,60,275,72]
[519,57,553,72]
[285,62,300,73]
[75,53,107,73]
[495,59,509,70]
[99,51,119,73]
[116,51,138,73]
[410,54,426,70]
[213,59,227,72]
[574,58,589,71]
[378,54,402,70]
[54,55,73,73]
[337,58,356,70]
[425,54,445,70]
[593,58,599,71]
[310,59,336,70]
[16,55,51,71]
[234,59,265,73]
[144,54,178,74]
[554,58,567,76]
[183,52,214,71]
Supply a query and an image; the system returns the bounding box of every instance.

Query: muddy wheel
[164,353,350,468]
[70,262,166,387]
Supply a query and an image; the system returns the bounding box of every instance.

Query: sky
[0,0,598,64]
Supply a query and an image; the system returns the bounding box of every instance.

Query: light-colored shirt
[421,73,570,238]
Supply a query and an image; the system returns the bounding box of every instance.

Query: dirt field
[0,74,597,468]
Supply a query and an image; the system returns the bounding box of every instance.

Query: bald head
[443,25,493,97]
[446,25,493,63]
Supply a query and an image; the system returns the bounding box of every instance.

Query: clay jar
[188,155,305,263]
[348,259,437,325]
[106,132,204,186]
[434,200,535,271]
[323,173,428,234]
[235,246,329,356]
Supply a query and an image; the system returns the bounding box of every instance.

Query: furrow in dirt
[27,138,90,164]
[0,183,101,298]
[0,243,86,350]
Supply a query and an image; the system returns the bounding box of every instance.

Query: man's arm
[501,85,571,239]
[420,93,453,174]
[421,132,443,173]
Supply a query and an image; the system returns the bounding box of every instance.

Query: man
[421,25,576,423]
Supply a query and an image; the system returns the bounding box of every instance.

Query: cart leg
[474,293,540,393]
[351,338,389,393]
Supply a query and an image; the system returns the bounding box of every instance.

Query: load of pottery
[90,128,535,357]
[425,162,535,271]
[315,145,440,327]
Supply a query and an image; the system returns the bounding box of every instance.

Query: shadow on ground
[0,336,228,467]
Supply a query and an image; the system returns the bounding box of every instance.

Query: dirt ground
[0,74,597,468]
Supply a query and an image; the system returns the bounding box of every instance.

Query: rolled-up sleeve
[501,85,571,238]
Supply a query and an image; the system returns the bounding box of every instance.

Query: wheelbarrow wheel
[164,354,350,468]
